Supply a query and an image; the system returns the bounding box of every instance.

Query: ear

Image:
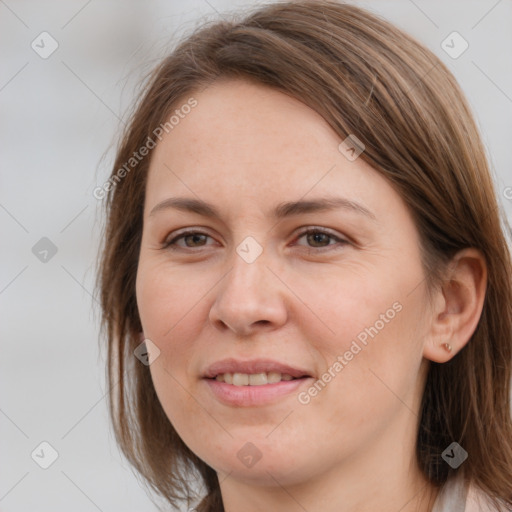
[138,331,145,342]
[423,248,487,363]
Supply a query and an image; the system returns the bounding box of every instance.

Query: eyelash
[161,227,349,253]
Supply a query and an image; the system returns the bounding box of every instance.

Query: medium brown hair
[95,1,512,510]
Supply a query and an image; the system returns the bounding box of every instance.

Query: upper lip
[203,358,312,379]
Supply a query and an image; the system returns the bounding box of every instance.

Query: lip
[202,358,312,379]
[204,377,312,407]
[201,358,314,407]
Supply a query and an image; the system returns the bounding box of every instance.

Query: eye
[293,228,349,251]
[162,227,349,252]
[162,230,214,250]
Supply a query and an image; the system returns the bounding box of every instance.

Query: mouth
[202,358,313,406]
[202,357,312,382]
[206,371,309,386]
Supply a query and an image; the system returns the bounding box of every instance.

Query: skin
[135,78,487,512]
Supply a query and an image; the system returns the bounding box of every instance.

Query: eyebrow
[149,196,376,222]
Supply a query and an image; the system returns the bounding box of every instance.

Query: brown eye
[163,231,212,250]
[295,228,348,251]
[181,233,208,247]
[305,231,331,247]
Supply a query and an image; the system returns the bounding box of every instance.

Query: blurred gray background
[1,1,511,511]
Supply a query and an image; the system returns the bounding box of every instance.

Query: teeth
[248,373,267,385]
[267,371,281,384]
[214,372,298,386]
[232,373,249,386]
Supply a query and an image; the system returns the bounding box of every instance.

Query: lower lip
[204,377,312,407]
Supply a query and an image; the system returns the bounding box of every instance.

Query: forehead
[145,78,398,222]
[157,80,340,168]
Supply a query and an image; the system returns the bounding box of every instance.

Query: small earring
[442,342,453,353]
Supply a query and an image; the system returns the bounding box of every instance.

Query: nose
[208,250,288,337]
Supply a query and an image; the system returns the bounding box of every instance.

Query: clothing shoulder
[465,483,511,512]
[432,473,511,512]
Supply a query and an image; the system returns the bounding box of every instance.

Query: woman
[96,1,512,511]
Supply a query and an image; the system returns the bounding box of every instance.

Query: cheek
[311,270,424,407]
[314,273,400,351]
[136,264,203,422]
[136,262,209,385]
[136,261,206,340]
[136,269,205,442]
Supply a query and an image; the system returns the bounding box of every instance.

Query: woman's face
[136,78,434,487]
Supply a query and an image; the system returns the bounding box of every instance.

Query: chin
[202,440,314,486]
[215,459,309,487]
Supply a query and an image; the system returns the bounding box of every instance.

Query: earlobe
[441,342,453,354]
[424,340,456,363]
